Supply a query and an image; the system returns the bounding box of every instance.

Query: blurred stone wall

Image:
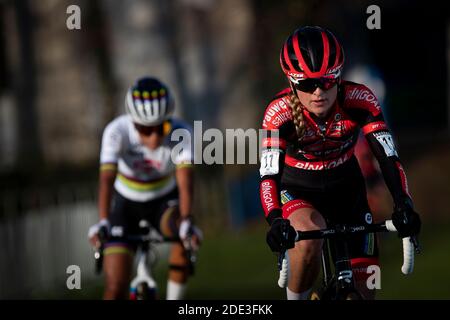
[1,0,258,167]
[31,0,104,165]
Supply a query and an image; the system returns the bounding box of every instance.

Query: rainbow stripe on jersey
[116,173,173,192]
[114,172,177,202]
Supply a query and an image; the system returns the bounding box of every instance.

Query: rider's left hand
[179,217,203,251]
[392,202,421,238]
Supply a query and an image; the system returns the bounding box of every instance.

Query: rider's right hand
[88,219,110,248]
[266,217,296,252]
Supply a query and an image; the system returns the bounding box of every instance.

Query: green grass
[37,221,450,300]
[183,224,284,300]
[377,222,450,299]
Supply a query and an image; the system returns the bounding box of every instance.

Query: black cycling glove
[266,217,297,252]
[392,201,421,238]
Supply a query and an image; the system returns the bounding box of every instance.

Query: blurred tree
[83,0,119,126]
[13,0,42,168]
[0,3,9,92]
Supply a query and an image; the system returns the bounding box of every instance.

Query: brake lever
[183,230,198,275]
[277,221,290,271]
[94,246,103,274]
[277,249,286,271]
[94,226,108,274]
[410,235,421,254]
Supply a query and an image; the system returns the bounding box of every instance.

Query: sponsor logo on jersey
[362,121,388,134]
[334,113,342,121]
[301,137,353,158]
[111,226,124,237]
[346,88,381,111]
[283,199,314,217]
[292,151,351,170]
[322,140,353,157]
[280,190,294,205]
[261,180,277,212]
[263,98,292,128]
[270,113,292,128]
[329,123,342,132]
[132,159,162,173]
[262,137,286,149]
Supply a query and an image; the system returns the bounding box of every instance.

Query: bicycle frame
[129,230,159,300]
[318,234,358,299]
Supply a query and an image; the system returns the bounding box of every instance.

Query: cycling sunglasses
[293,77,338,93]
[134,123,164,136]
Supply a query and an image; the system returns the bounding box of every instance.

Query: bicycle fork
[332,235,355,297]
[321,239,333,287]
[129,246,158,300]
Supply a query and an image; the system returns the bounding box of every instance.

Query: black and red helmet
[280,26,344,83]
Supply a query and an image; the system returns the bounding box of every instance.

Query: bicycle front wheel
[310,291,321,300]
[130,283,157,300]
[337,289,363,300]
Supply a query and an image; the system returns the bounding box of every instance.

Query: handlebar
[384,220,418,275]
[129,231,199,276]
[277,220,420,288]
[93,221,198,275]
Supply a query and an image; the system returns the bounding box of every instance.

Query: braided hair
[288,92,306,142]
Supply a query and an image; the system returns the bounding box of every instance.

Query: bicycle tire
[310,286,335,300]
[132,283,157,300]
[335,289,363,300]
[312,289,362,300]
[310,291,321,300]
[310,280,364,300]
[344,291,363,300]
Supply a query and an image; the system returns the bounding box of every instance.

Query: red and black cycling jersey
[259,81,413,224]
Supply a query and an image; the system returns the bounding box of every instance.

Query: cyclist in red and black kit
[259,26,421,300]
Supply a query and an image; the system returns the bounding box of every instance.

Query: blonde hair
[288,94,305,141]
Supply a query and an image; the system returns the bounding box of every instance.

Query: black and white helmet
[125,77,174,126]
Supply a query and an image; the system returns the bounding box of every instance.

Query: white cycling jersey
[100,115,193,202]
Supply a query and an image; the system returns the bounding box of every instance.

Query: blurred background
[0,0,449,299]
